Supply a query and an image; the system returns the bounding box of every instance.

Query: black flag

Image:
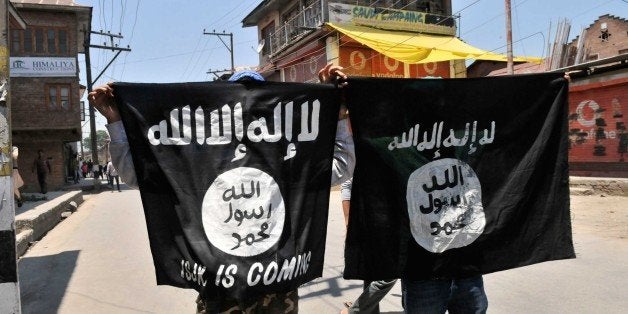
[113,81,341,300]
[343,74,574,281]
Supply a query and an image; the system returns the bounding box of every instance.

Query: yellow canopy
[327,23,543,64]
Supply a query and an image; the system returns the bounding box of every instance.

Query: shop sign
[10,57,77,77]
[283,52,327,83]
[340,46,450,78]
[328,2,455,35]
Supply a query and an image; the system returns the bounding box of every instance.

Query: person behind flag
[88,68,354,313]
[340,178,398,314]
[402,72,570,314]
[324,67,489,314]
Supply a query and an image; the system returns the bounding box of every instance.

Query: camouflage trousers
[196,290,298,314]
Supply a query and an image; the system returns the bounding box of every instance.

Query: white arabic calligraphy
[388,121,496,155]
[147,100,320,149]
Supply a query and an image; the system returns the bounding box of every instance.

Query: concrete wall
[568,71,627,177]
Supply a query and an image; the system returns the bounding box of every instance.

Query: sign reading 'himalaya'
[343,74,575,281]
[9,57,77,77]
[113,81,340,300]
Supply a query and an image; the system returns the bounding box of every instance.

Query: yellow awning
[327,23,543,64]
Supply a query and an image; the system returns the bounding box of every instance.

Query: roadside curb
[13,177,625,258]
[15,191,84,257]
[569,176,628,196]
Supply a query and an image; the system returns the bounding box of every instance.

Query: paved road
[19,188,627,313]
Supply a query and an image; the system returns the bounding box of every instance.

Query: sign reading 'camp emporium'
[327,2,456,35]
[10,57,77,77]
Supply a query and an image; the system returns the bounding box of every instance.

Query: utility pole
[505,0,514,74]
[83,28,131,167]
[1,0,21,312]
[203,30,234,73]
[206,68,233,80]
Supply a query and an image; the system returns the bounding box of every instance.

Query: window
[283,5,299,25]
[47,29,56,53]
[24,29,33,53]
[47,85,71,110]
[35,29,44,53]
[586,54,598,61]
[10,30,21,53]
[48,86,57,109]
[11,27,69,55]
[261,22,275,56]
[59,30,68,54]
[60,87,70,110]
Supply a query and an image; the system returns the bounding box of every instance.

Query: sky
[79,0,627,134]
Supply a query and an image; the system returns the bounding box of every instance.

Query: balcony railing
[265,2,323,57]
[263,0,457,58]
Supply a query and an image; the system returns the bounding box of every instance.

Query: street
[19,188,627,313]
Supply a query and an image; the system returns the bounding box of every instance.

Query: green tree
[82,130,110,152]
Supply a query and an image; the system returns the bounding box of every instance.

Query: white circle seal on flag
[202,167,285,257]
[407,158,485,253]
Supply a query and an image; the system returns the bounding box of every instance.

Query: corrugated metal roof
[488,62,547,76]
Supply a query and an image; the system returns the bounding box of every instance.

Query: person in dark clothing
[81,161,88,178]
[87,160,93,177]
[32,149,51,194]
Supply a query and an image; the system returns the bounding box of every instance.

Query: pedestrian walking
[32,149,51,194]
[92,163,100,181]
[12,146,24,207]
[106,160,121,192]
[81,161,88,178]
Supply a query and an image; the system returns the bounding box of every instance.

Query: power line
[207,1,249,30]
[513,0,527,58]
[120,0,141,79]
[119,0,127,34]
[462,0,531,36]
[128,0,141,43]
[259,0,483,74]
[487,0,616,55]
[223,1,262,29]
[179,34,207,80]
[185,39,216,81]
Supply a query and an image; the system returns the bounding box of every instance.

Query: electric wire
[119,0,140,79]
[262,0,616,74]
[179,34,207,80]
[119,0,127,34]
[259,0,483,74]
[461,0,531,36]
[513,0,527,58]
[184,39,216,81]
[207,1,249,30]
[223,1,264,30]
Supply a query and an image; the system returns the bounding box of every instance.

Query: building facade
[9,0,91,192]
[243,0,462,83]
[568,70,627,177]
[566,15,628,65]
[565,15,627,177]
[466,14,628,177]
